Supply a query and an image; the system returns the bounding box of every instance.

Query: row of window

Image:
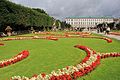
[66,19,113,22]
[67,20,113,25]
[67,22,102,25]
[71,25,95,27]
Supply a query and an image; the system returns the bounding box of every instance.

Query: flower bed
[0,43,4,46]
[10,44,120,80]
[0,50,29,68]
[65,32,91,36]
[0,36,58,41]
[82,36,112,43]
[11,45,101,80]
[0,32,119,80]
[0,32,112,43]
[109,32,120,36]
[100,52,120,59]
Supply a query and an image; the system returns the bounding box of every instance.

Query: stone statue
[5,26,12,36]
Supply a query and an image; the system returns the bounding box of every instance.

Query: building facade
[65,16,114,28]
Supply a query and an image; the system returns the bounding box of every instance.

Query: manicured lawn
[0,33,120,80]
[111,30,120,32]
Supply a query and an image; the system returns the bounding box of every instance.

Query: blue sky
[10,0,120,20]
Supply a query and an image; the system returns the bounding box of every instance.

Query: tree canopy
[0,0,72,32]
[0,0,54,32]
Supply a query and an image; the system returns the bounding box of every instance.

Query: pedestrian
[105,27,110,35]
[97,28,99,33]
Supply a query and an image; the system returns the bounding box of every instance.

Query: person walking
[105,27,110,35]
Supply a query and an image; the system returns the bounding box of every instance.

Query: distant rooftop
[66,16,114,19]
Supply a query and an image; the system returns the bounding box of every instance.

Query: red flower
[66,66,69,70]
[0,63,4,68]
[32,74,38,78]
[0,43,4,46]
[50,38,58,41]
[41,73,46,78]
[103,38,112,43]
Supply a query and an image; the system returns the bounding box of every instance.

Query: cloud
[10,0,120,20]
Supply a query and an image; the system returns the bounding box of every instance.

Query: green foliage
[116,23,120,30]
[0,0,54,31]
[61,21,71,29]
[32,8,48,15]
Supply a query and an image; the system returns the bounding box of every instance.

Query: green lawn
[111,30,120,32]
[0,33,120,80]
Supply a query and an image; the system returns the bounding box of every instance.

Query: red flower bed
[0,32,113,43]
[46,36,58,41]
[1,32,119,80]
[10,44,120,80]
[109,32,120,36]
[82,36,112,43]
[1,36,59,41]
[72,54,101,80]
[74,45,91,63]
[11,45,101,80]
[100,52,120,59]
[0,50,29,68]
[0,43,4,46]
[102,37,112,43]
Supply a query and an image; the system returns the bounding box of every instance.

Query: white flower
[76,64,83,70]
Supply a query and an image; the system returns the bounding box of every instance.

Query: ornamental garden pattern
[0,32,120,80]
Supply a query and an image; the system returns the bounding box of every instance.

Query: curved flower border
[11,45,101,80]
[109,32,120,36]
[0,50,29,68]
[83,36,112,43]
[0,32,118,80]
[0,32,112,43]
[100,52,120,59]
[11,45,120,80]
[0,36,58,41]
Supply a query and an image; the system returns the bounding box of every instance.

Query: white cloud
[10,0,120,20]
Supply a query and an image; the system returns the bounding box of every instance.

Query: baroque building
[65,16,114,28]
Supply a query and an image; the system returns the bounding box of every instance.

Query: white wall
[65,18,114,28]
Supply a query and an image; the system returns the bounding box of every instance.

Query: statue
[5,26,12,36]
[58,22,61,30]
[31,27,35,33]
[52,20,57,31]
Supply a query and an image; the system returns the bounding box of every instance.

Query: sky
[10,0,120,20]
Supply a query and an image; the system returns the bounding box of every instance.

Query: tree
[32,8,48,15]
[0,0,54,32]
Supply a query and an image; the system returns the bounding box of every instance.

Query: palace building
[65,16,114,28]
